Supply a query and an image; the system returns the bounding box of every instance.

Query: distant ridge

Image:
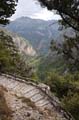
[6,17,61,55]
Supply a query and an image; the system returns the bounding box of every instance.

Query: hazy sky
[11,0,61,20]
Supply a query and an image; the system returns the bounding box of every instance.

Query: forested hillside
[0,30,33,78]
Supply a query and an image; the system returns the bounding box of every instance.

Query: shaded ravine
[0,73,74,120]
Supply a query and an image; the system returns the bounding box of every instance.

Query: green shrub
[45,72,73,98]
[62,92,79,120]
[45,71,79,119]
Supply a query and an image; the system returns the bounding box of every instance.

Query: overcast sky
[11,0,61,21]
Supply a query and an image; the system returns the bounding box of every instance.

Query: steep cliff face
[0,28,37,57]
[12,34,37,57]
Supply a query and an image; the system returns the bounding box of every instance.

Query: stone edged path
[0,74,73,120]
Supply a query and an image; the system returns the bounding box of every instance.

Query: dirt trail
[0,74,73,120]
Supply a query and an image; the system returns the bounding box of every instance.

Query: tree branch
[59,12,79,31]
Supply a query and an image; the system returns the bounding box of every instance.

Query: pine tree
[37,0,79,31]
[0,0,18,24]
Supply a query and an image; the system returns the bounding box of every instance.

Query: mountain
[6,17,73,76]
[6,17,62,55]
[5,17,76,76]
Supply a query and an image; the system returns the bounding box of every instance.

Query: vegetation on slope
[36,54,66,81]
[30,34,79,120]
[44,71,79,120]
[0,30,33,78]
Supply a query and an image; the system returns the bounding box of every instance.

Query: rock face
[0,74,73,120]
[12,33,36,57]
[0,28,36,57]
